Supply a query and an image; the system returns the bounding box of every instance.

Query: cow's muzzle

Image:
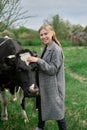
[29,84,39,96]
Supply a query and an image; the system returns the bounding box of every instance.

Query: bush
[18,38,41,46]
[0,30,15,38]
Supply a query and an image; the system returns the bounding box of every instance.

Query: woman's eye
[40,34,43,37]
[44,33,48,35]
[40,33,47,37]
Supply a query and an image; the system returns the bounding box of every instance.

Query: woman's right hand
[27,56,38,63]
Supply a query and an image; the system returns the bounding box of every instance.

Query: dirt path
[66,69,87,86]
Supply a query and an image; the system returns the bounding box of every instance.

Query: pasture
[0,45,87,130]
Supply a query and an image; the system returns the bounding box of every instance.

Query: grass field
[64,46,87,130]
[0,45,87,130]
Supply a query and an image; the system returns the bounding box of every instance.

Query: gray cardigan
[37,41,65,121]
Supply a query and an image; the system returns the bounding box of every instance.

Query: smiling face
[39,28,53,46]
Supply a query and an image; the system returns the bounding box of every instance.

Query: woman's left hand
[27,56,38,63]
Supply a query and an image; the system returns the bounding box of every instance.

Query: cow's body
[0,37,39,121]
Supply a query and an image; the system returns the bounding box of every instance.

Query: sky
[20,0,87,30]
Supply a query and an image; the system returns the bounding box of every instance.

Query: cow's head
[3,49,39,97]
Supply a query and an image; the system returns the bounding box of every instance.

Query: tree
[0,0,31,31]
[49,14,72,40]
[44,14,85,42]
[71,24,84,33]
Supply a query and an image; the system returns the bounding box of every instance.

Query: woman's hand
[27,56,38,63]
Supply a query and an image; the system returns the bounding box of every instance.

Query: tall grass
[0,45,87,130]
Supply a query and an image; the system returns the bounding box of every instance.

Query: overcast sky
[20,0,87,30]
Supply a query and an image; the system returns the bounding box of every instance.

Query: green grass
[64,46,87,130]
[0,45,87,130]
[64,46,87,78]
[65,73,87,130]
[0,97,38,130]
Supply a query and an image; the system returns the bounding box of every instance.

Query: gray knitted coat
[37,41,65,121]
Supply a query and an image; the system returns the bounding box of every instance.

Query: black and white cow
[0,37,39,122]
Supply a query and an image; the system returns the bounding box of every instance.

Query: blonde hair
[38,24,62,47]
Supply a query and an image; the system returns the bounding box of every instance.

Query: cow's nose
[29,84,39,95]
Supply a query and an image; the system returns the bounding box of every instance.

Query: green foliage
[18,38,41,46]
[10,26,41,46]
[0,22,7,32]
[45,14,87,46]
[11,26,39,38]
[0,30,15,38]
[45,14,72,41]
[12,26,38,35]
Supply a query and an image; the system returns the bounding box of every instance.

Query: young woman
[27,24,67,130]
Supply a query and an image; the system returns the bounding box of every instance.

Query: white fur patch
[20,52,31,66]
[7,52,31,66]
[29,84,35,91]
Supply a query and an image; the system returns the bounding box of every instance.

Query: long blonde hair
[38,24,62,47]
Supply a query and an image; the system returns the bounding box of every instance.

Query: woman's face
[39,28,53,45]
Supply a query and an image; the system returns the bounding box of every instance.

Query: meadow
[0,45,87,130]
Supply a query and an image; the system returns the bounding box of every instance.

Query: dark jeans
[37,98,67,130]
[57,118,67,130]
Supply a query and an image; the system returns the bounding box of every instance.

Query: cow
[0,37,39,122]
